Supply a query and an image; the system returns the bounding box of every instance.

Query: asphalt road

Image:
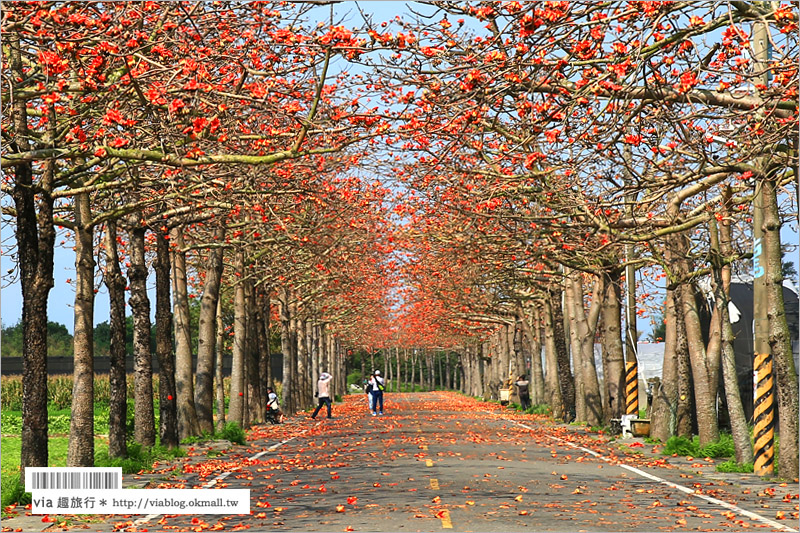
[5,392,798,532]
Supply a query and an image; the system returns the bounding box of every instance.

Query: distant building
[726,280,799,421]
[592,279,799,424]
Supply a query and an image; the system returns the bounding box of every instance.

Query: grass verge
[716,459,755,473]
[1,436,109,509]
[95,442,186,474]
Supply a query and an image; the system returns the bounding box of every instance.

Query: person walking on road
[515,374,531,411]
[368,370,385,416]
[364,377,374,414]
[311,372,333,419]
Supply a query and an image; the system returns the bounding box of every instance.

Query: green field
[1,436,110,509]
[1,436,110,472]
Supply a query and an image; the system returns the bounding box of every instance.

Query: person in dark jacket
[515,375,531,410]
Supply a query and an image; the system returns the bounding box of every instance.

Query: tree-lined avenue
[2,3,798,520]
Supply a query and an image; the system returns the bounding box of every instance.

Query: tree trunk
[279,287,293,414]
[312,324,319,394]
[322,323,330,378]
[477,345,487,397]
[15,163,53,471]
[599,312,610,417]
[461,349,470,395]
[295,317,307,408]
[335,338,344,398]
[541,299,565,419]
[381,348,390,390]
[419,350,426,391]
[241,284,250,429]
[497,330,506,392]
[650,288,680,443]
[12,27,55,473]
[258,288,271,422]
[361,349,367,388]
[549,285,575,421]
[417,348,428,391]
[215,296,227,432]
[311,322,320,396]
[409,350,415,390]
[68,192,95,466]
[710,212,753,464]
[501,324,512,386]
[662,230,706,441]
[127,224,155,446]
[675,296,694,438]
[600,269,626,420]
[762,178,799,479]
[680,279,720,447]
[246,281,261,424]
[465,347,474,395]
[293,315,306,409]
[289,304,300,412]
[196,227,225,434]
[229,252,247,426]
[334,339,343,398]
[427,351,434,390]
[397,347,402,392]
[103,221,127,458]
[511,322,524,387]
[383,348,394,386]
[564,270,603,426]
[519,303,545,405]
[445,352,452,390]
[171,226,200,440]
[486,339,498,400]
[155,230,178,448]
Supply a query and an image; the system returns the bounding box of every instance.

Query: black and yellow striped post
[625,361,639,415]
[753,352,775,476]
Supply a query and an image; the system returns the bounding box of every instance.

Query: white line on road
[506,418,797,533]
[132,428,308,527]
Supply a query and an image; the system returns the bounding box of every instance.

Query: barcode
[25,468,122,491]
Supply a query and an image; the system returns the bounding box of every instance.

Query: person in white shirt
[311,372,333,419]
[368,370,385,416]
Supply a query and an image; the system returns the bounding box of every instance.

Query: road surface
[4,392,798,532]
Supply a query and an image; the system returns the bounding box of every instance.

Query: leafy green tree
[94,318,154,357]
[0,322,23,357]
[1,321,73,357]
[93,321,111,357]
[47,322,73,356]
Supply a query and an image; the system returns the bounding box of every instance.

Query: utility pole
[623,144,638,361]
[751,16,773,477]
[623,145,639,416]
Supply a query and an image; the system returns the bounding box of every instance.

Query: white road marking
[507,418,797,533]
[133,429,307,527]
